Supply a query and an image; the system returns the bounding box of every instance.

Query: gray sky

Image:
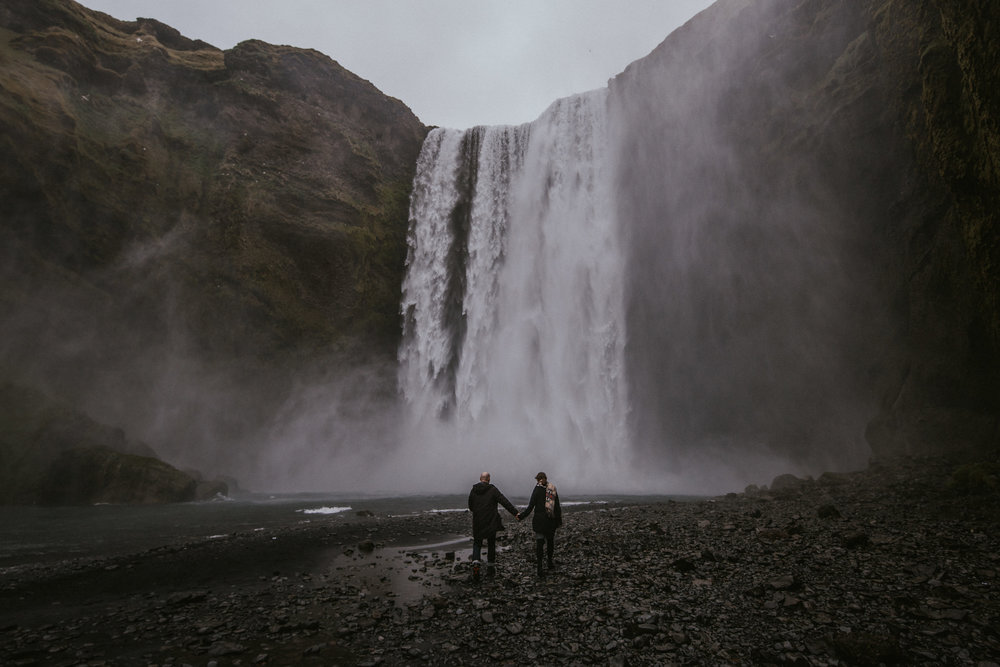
[77,0,714,129]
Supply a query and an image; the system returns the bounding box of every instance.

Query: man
[467,471,519,581]
[517,471,562,577]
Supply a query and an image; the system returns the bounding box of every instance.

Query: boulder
[770,474,809,493]
[0,381,189,504]
[37,446,198,505]
[194,479,230,501]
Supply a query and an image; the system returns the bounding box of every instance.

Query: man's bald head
[480,472,491,483]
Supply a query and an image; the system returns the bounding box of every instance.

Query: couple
[467,471,562,580]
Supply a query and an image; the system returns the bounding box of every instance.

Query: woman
[517,471,562,577]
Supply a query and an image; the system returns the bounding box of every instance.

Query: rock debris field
[2,457,999,666]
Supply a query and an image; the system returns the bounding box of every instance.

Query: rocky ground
[2,457,999,666]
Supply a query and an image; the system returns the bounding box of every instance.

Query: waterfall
[398,89,631,489]
[382,2,896,496]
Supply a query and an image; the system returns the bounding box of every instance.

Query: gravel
[2,456,998,665]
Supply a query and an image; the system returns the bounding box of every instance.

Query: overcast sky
[77,0,714,129]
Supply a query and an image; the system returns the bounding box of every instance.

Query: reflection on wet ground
[320,535,464,604]
[318,533,525,604]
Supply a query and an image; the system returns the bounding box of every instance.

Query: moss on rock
[38,446,198,505]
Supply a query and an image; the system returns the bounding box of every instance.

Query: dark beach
[2,459,999,666]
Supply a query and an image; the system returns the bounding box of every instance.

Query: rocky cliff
[0,0,427,501]
[611,0,998,467]
[863,0,999,458]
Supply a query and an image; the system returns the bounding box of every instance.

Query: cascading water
[398,90,634,490]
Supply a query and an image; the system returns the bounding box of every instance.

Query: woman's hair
[535,471,547,481]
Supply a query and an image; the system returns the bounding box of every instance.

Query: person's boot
[485,564,496,580]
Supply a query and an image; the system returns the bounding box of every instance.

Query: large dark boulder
[37,446,198,505]
[0,381,210,504]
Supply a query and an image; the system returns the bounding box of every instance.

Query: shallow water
[0,493,692,570]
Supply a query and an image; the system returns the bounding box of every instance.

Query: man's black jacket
[468,482,518,540]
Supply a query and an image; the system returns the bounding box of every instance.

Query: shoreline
[3,459,999,665]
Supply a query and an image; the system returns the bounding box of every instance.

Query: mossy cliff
[0,0,427,360]
[0,0,427,502]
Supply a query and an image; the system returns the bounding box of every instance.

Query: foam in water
[297,506,353,515]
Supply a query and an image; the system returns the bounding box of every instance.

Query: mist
[0,215,410,494]
[391,0,900,495]
[607,0,897,485]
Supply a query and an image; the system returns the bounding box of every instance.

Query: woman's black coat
[520,483,562,535]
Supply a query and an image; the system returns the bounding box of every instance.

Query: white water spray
[398,90,636,491]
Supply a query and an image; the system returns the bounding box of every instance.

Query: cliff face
[864,0,1000,458]
[0,1,426,360]
[610,0,998,467]
[0,0,428,498]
